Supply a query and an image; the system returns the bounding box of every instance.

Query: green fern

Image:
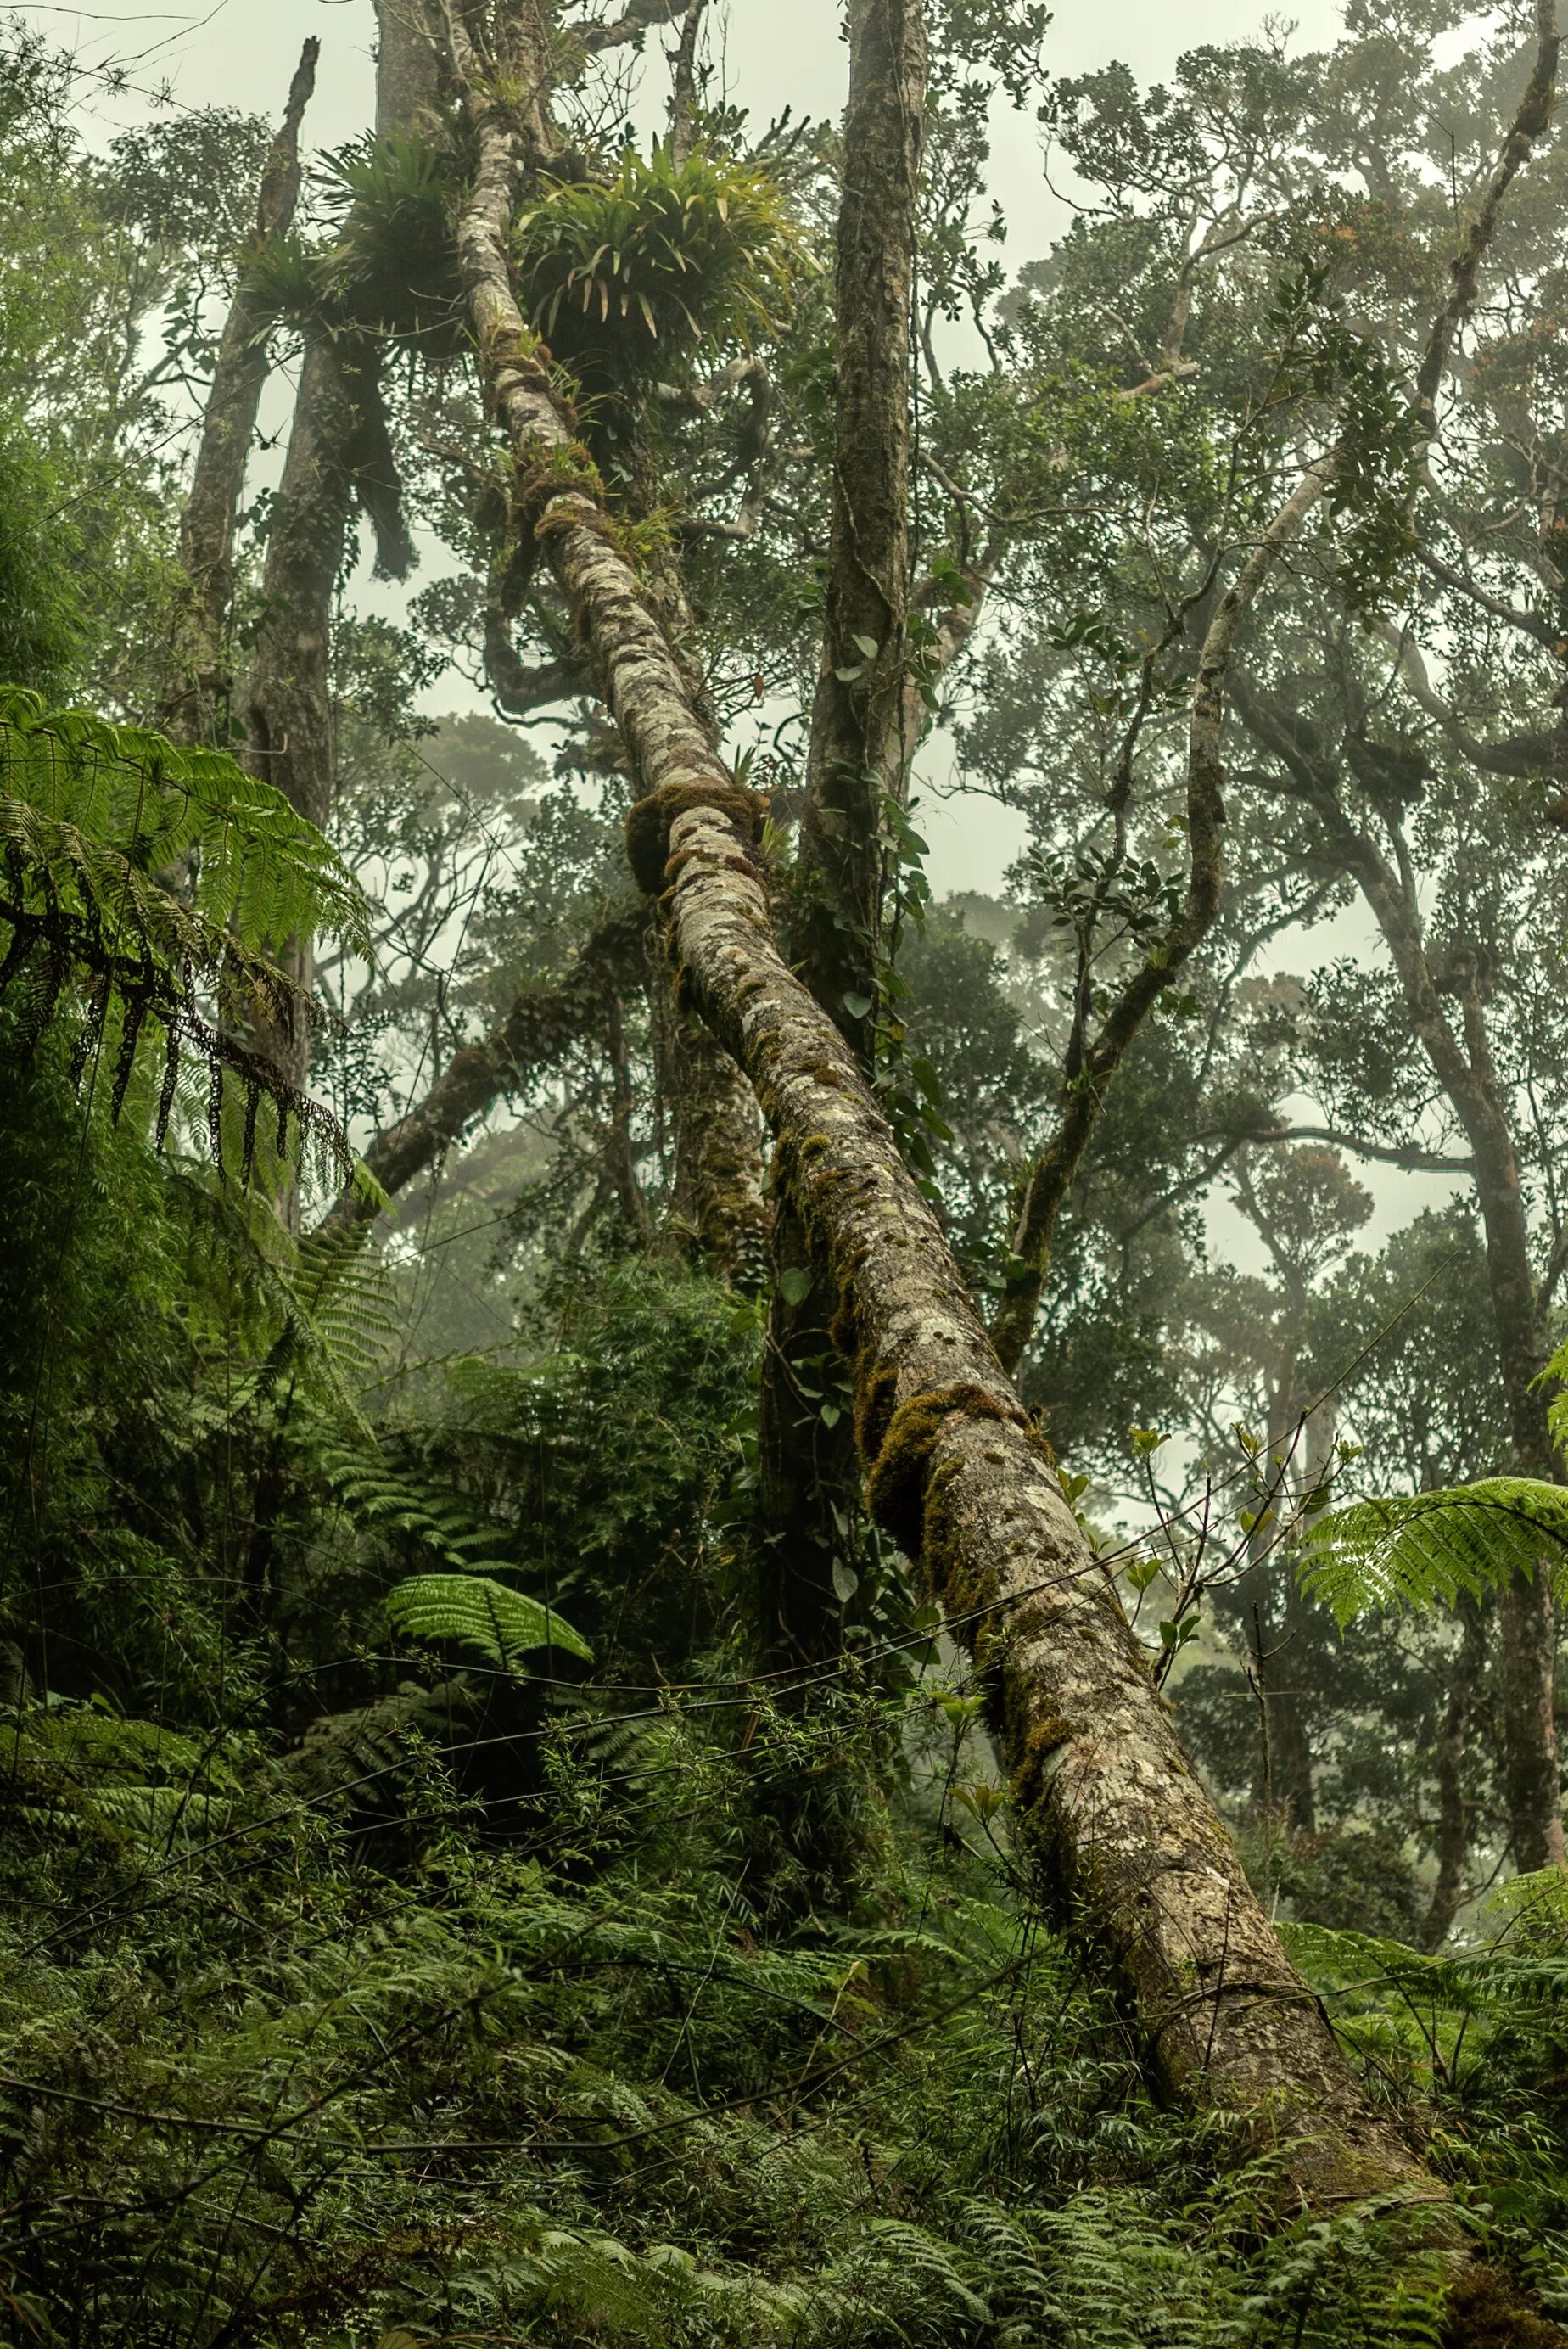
[0,688,367,954]
[0,687,367,1161]
[1299,1477,1568,1623]
[385,1573,591,1670]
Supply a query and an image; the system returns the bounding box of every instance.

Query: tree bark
[755,0,925,1690]
[243,335,363,1095]
[374,0,440,139]
[794,0,927,1067]
[433,4,1454,2209]
[243,14,424,1101]
[165,38,318,744]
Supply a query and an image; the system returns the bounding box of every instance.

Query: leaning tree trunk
[165,38,318,743]
[433,3,1455,2214]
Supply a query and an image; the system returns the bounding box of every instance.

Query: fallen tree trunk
[434,0,1450,2213]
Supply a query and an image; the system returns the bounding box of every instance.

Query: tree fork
[436,1,1454,2213]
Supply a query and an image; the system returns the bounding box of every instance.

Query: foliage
[384,1569,591,1667]
[1302,1478,1568,1624]
[0,687,366,1158]
[512,143,802,382]
[0,5,1566,2344]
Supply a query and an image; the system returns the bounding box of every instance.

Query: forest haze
[5,1,1568,2341]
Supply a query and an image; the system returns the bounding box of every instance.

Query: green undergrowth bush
[2,1081,1565,2346]
[8,1670,1552,2349]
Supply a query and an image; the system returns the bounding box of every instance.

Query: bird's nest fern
[512,143,804,386]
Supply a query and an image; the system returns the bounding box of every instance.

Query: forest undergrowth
[1,1030,1565,2349]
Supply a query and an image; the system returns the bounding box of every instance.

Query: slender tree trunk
[1240,1371,1317,1836]
[793,0,926,1066]
[243,22,421,1106]
[164,40,318,743]
[755,0,925,1696]
[244,334,362,1096]
[374,0,440,139]
[434,8,1457,2207]
[1425,1595,1488,1949]
[1465,1068,1565,1872]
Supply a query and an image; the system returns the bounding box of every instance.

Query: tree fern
[0,687,367,1164]
[1299,1477,1568,1623]
[384,1573,591,1669]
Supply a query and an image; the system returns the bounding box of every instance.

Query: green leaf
[842,989,875,1020]
[832,1560,860,1603]
[777,1266,813,1307]
[1302,1477,1568,1625]
[386,1573,592,1669]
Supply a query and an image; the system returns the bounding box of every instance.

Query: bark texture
[165,39,318,742]
[759,0,925,1685]
[661,786,1441,2206]
[795,0,927,1066]
[434,4,1454,2208]
[374,0,440,138]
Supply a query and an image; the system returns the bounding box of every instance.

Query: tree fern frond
[0,688,367,1171]
[385,1573,591,1669]
[0,687,368,952]
[1300,1477,1568,1623]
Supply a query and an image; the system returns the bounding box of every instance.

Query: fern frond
[385,1573,591,1669]
[0,688,367,1169]
[0,688,367,953]
[1300,1477,1568,1623]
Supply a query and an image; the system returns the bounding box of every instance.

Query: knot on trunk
[865,1381,1029,1561]
[625,778,769,894]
